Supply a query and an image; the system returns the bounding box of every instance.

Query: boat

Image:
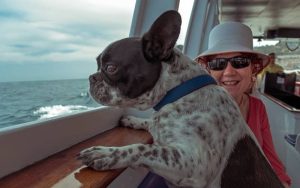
[0,0,299,187]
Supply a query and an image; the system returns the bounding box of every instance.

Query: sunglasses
[207,56,252,71]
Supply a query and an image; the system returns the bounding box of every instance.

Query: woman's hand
[282,182,290,188]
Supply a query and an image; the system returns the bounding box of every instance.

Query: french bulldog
[78,10,283,188]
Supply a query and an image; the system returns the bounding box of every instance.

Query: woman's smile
[221,80,240,86]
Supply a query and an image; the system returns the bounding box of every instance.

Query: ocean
[0,79,100,129]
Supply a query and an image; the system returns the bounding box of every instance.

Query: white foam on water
[80,92,88,97]
[33,105,95,119]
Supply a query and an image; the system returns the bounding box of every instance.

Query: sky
[0,0,138,82]
[0,0,275,82]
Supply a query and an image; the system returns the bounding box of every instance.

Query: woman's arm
[260,104,291,186]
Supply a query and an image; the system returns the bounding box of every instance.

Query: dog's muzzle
[89,72,103,84]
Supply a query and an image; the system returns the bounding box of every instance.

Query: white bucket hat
[195,22,269,74]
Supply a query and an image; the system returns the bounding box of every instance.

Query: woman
[195,22,291,187]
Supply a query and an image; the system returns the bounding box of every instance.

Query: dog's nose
[89,72,102,84]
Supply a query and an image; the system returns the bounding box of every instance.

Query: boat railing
[0,107,152,187]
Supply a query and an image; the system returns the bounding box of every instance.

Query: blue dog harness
[153,74,217,111]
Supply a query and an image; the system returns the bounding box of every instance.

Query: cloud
[0,0,135,82]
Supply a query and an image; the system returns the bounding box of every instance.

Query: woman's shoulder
[249,95,263,104]
[247,95,269,130]
[249,95,267,111]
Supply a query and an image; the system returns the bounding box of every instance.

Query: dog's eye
[106,65,117,74]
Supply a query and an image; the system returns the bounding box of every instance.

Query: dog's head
[89,10,183,109]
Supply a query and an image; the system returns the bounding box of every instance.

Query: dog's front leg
[119,115,152,131]
[78,143,185,173]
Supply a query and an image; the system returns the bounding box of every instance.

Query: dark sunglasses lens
[208,59,227,70]
[231,57,251,68]
[208,56,251,71]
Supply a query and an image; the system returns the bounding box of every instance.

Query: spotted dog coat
[78,11,283,188]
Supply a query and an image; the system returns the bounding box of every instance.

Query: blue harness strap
[153,74,217,111]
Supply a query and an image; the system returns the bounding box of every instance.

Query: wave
[33,105,96,120]
[0,79,100,128]
[80,92,89,97]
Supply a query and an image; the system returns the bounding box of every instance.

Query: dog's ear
[142,10,181,62]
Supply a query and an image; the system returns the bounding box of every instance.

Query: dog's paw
[119,116,134,128]
[119,115,152,130]
[77,146,122,170]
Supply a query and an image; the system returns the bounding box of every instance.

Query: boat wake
[33,105,96,119]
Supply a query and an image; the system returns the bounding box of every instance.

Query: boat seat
[0,127,152,188]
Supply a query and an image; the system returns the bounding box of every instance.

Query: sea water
[0,79,100,129]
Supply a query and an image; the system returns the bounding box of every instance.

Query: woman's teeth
[222,81,239,85]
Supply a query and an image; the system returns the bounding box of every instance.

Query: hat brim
[195,43,270,74]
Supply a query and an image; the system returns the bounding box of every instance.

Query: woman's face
[208,52,253,100]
